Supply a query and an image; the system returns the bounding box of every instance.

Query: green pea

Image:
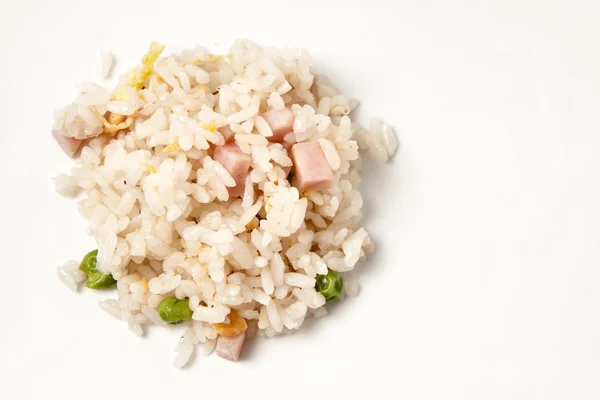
[158,297,193,325]
[86,271,117,289]
[80,249,98,275]
[315,269,344,302]
[79,249,117,289]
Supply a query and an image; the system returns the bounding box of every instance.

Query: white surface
[1,1,599,399]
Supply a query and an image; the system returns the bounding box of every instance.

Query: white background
[1,0,599,399]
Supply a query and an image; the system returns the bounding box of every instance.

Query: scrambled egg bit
[212,310,248,337]
[113,41,165,101]
[162,139,180,153]
[104,41,166,134]
[199,120,217,133]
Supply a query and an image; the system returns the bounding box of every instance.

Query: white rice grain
[97,51,114,79]
[318,138,341,171]
[261,268,275,295]
[342,228,369,269]
[266,300,283,333]
[173,341,194,369]
[99,299,122,320]
[270,253,285,286]
[268,92,285,110]
[192,304,229,323]
[203,338,217,355]
[141,305,169,327]
[260,219,290,237]
[381,122,398,156]
[284,273,316,289]
[254,115,273,137]
[226,106,259,124]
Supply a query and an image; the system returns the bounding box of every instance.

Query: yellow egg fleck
[105,115,133,136]
[89,107,133,136]
[141,162,157,174]
[108,113,126,125]
[213,310,247,337]
[245,217,259,231]
[140,278,148,292]
[112,41,165,102]
[199,120,217,133]
[163,140,180,153]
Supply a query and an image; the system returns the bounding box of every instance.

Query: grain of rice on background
[53,39,397,368]
[97,51,114,80]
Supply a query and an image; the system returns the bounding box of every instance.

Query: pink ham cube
[291,141,334,191]
[218,125,235,143]
[216,332,246,362]
[213,144,252,197]
[261,108,294,143]
[52,129,84,158]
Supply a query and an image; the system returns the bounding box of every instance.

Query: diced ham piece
[216,332,246,362]
[261,108,294,143]
[213,144,252,197]
[291,141,334,191]
[52,129,84,158]
[218,125,236,143]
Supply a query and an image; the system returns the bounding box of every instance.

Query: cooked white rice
[54,39,396,367]
[97,51,114,80]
